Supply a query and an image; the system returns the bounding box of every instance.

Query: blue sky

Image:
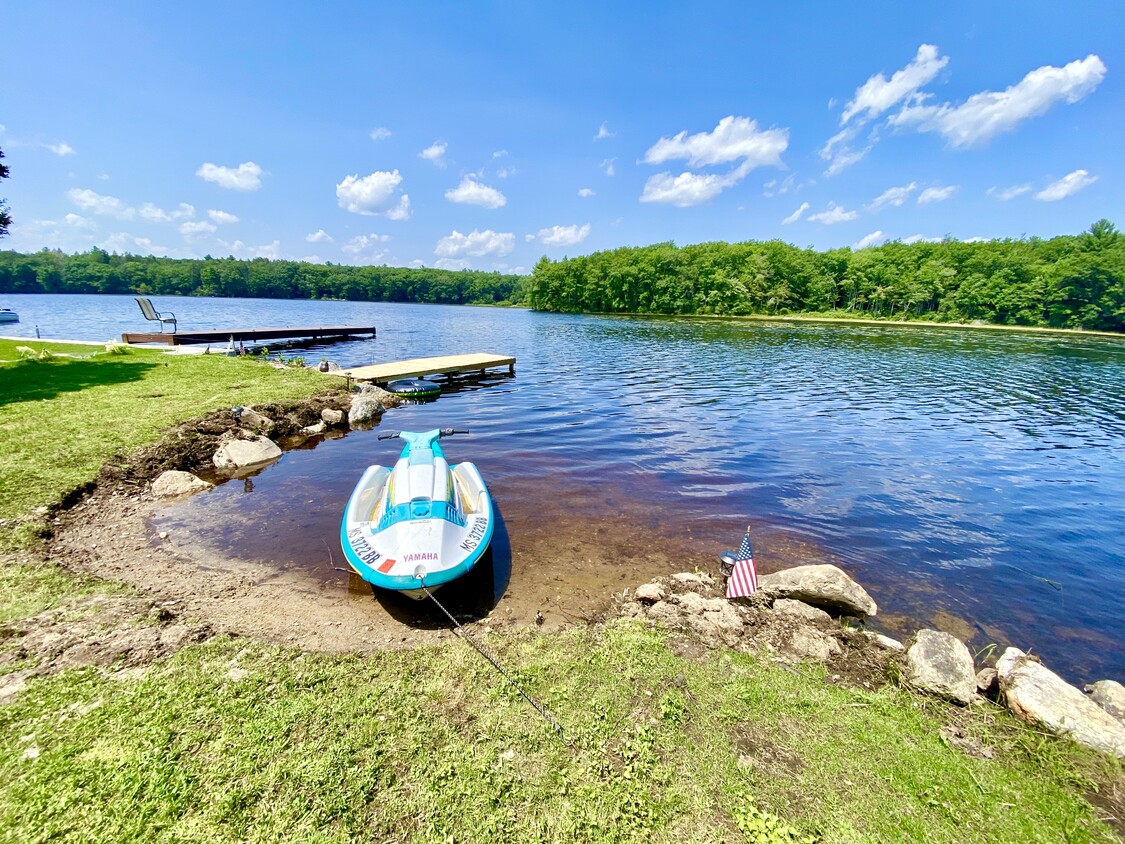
[2,1,1121,273]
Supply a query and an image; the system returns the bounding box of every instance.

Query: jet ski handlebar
[377,428,468,441]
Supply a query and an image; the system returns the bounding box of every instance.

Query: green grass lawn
[0,339,330,531]
[0,340,1121,842]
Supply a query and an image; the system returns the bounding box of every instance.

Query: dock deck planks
[121,326,376,345]
[335,352,516,383]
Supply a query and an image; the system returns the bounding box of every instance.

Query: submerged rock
[757,564,877,617]
[151,470,213,499]
[998,648,1125,758]
[905,629,977,704]
[212,436,282,470]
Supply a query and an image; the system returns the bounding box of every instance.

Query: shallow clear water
[8,292,1125,682]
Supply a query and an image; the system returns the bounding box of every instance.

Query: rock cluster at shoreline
[623,564,1125,760]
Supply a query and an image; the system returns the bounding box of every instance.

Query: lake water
[6,292,1125,683]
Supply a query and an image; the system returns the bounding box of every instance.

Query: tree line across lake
[531,220,1125,332]
[2,219,1123,332]
[0,249,529,307]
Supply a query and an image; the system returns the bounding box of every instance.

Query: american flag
[726,528,758,599]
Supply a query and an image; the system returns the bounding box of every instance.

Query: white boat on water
[0,309,18,324]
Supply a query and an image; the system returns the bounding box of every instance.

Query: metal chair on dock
[135,297,177,333]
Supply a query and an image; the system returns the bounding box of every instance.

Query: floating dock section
[121,326,376,345]
[335,353,515,384]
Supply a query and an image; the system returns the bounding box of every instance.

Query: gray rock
[634,582,665,604]
[212,436,282,470]
[865,632,905,652]
[151,470,213,499]
[757,564,878,617]
[772,598,833,626]
[784,627,841,662]
[998,648,1125,758]
[905,629,977,704]
[238,407,274,433]
[1087,680,1125,724]
[676,592,744,644]
[301,421,328,436]
[645,600,678,624]
[976,667,999,697]
[348,395,385,427]
[321,408,345,425]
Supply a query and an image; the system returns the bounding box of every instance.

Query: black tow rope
[417,578,571,746]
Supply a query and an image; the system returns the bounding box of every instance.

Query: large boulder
[757,564,877,617]
[1087,680,1125,724]
[998,648,1125,758]
[905,629,977,704]
[348,395,384,427]
[151,470,213,499]
[212,436,282,470]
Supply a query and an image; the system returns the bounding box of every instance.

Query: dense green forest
[0,249,529,306]
[4,220,1124,332]
[530,220,1125,332]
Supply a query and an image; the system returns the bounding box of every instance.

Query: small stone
[865,632,905,652]
[238,408,274,433]
[1086,680,1125,724]
[213,436,282,470]
[634,582,666,604]
[301,421,328,435]
[976,667,999,697]
[772,598,833,625]
[321,408,345,425]
[151,470,213,499]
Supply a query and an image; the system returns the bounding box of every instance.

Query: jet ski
[340,428,493,598]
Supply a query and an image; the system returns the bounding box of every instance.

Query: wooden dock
[121,325,376,345]
[335,352,515,384]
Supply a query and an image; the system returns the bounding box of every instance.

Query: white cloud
[445,176,507,209]
[640,170,740,207]
[902,234,943,244]
[208,209,239,224]
[763,174,797,197]
[336,170,412,219]
[435,229,515,258]
[640,116,788,207]
[434,258,471,271]
[223,239,282,260]
[67,188,135,220]
[180,220,217,236]
[841,44,949,124]
[526,224,590,247]
[890,54,1106,148]
[987,184,1032,201]
[808,203,857,224]
[918,185,957,204]
[781,202,810,224]
[419,140,448,166]
[343,233,392,255]
[823,145,871,177]
[63,213,94,230]
[854,230,886,249]
[99,232,171,256]
[196,161,264,190]
[306,229,333,243]
[139,202,195,223]
[643,115,788,169]
[868,182,918,210]
[46,142,76,156]
[594,122,615,141]
[370,127,391,141]
[601,157,616,176]
[1035,169,1097,201]
[578,188,595,198]
[495,166,515,179]
[493,149,509,159]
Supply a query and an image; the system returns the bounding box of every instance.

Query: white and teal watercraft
[341,428,493,598]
